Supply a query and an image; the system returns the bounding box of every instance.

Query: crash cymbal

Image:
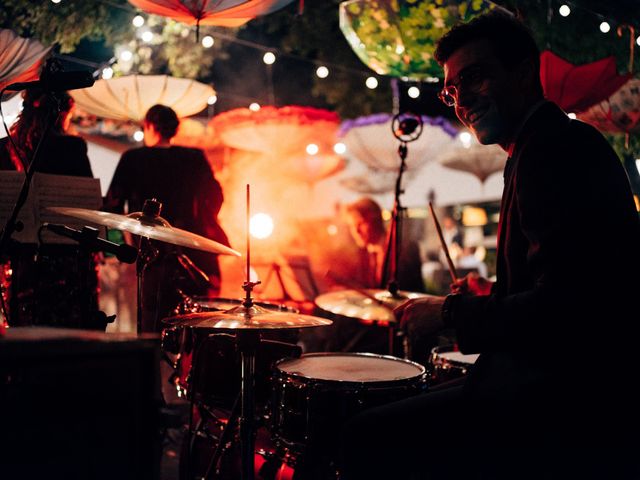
[47,207,241,256]
[162,304,332,330]
[315,289,429,323]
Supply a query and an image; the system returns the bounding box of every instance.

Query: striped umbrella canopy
[437,133,508,184]
[339,113,458,172]
[71,74,214,122]
[0,28,51,92]
[128,0,295,27]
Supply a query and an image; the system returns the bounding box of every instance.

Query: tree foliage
[0,0,131,53]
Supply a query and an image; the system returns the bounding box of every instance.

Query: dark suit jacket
[105,145,228,278]
[448,102,640,411]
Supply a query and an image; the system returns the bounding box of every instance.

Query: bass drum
[162,297,300,405]
[271,353,427,466]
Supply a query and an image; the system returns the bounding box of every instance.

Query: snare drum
[428,345,479,385]
[271,353,427,458]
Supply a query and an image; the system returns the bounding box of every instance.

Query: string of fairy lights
[45,0,640,113]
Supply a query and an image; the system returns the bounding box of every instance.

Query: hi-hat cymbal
[315,289,429,323]
[47,207,241,257]
[163,304,333,330]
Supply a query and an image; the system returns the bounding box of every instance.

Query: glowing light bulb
[201,35,214,48]
[132,15,145,27]
[559,5,570,17]
[249,103,260,112]
[459,132,472,148]
[250,213,274,239]
[366,77,378,89]
[120,50,133,62]
[263,52,276,65]
[133,130,144,142]
[408,86,420,98]
[306,143,319,155]
[333,143,347,154]
[316,66,329,78]
[141,30,153,43]
[102,67,114,80]
[600,22,611,33]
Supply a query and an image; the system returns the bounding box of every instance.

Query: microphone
[4,71,95,92]
[396,117,420,136]
[391,112,423,143]
[42,223,138,264]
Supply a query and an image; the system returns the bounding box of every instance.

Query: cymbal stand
[136,236,159,334]
[134,198,167,334]
[382,113,423,357]
[239,184,260,480]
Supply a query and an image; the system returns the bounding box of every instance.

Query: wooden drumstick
[428,202,458,283]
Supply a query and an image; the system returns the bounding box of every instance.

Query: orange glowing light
[250,213,274,239]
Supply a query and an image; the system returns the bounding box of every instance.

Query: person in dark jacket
[105,104,229,332]
[341,11,640,479]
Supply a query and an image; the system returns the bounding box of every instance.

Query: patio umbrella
[338,113,458,172]
[437,135,508,184]
[578,78,640,136]
[128,0,295,28]
[0,28,52,92]
[70,74,214,122]
[540,50,632,114]
[339,0,490,80]
[212,105,339,156]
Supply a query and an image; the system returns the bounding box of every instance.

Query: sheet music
[0,172,103,245]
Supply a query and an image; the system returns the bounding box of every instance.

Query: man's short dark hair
[435,10,541,76]
[144,104,179,140]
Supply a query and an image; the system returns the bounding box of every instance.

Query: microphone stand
[381,113,423,358]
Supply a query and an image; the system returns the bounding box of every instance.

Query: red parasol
[540,50,632,114]
[128,0,295,27]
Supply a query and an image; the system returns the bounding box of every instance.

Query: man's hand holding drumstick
[394,203,492,337]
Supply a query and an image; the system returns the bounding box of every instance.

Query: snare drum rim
[274,352,427,387]
[430,345,479,368]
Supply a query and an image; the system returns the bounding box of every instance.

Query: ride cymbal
[47,207,241,256]
[315,289,429,323]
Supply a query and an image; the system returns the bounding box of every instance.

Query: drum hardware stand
[132,198,168,334]
[383,113,423,358]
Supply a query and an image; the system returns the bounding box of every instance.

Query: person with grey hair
[340,11,640,479]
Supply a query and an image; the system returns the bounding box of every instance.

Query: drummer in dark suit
[341,11,640,479]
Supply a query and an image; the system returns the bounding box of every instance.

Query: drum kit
[50,198,476,480]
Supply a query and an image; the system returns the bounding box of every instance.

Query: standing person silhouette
[340,11,640,479]
[106,104,229,332]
